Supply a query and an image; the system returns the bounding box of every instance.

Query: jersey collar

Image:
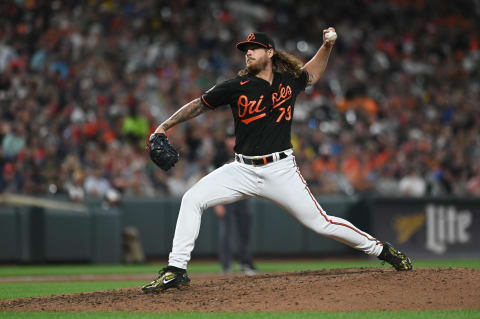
[245,72,278,87]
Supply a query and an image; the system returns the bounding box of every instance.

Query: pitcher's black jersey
[200,71,308,156]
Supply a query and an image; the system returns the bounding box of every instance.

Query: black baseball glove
[148,133,179,171]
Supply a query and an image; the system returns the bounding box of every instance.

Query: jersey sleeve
[294,70,309,92]
[200,80,235,110]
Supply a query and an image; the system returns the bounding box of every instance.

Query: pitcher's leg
[297,189,382,255]
[168,163,255,269]
[261,157,383,256]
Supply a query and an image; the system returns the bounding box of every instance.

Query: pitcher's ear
[268,48,274,58]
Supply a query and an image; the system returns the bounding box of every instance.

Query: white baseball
[325,31,337,41]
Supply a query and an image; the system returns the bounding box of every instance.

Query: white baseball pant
[168,150,383,269]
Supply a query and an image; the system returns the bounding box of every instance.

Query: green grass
[0,264,167,278]
[1,310,479,319]
[0,281,143,300]
[1,260,479,315]
[255,259,480,272]
[1,259,479,278]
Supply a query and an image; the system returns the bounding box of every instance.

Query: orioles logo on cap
[247,33,255,41]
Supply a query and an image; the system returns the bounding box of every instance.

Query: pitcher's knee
[181,188,206,211]
[306,216,332,236]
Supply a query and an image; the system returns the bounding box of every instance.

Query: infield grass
[1,310,479,319]
[1,261,479,318]
[0,281,143,300]
[1,259,479,278]
[0,259,479,300]
[0,259,480,302]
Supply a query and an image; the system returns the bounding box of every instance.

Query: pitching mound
[1,267,479,312]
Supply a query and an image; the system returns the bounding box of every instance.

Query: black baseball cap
[236,32,275,52]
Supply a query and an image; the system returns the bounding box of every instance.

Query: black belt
[235,152,288,166]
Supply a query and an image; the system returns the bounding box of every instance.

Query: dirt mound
[1,267,479,312]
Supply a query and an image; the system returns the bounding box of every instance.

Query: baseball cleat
[141,266,190,293]
[378,242,413,271]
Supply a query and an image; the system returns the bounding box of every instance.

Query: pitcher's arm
[303,27,336,86]
[154,98,210,134]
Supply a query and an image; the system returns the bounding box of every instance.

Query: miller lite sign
[425,204,472,254]
[371,198,479,258]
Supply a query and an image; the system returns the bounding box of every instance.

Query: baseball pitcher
[143,28,412,293]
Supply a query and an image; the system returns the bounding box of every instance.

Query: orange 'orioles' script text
[238,84,293,125]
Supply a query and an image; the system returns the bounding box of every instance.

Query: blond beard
[246,56,269,75]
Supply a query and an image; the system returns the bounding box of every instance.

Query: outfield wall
[0,195,479,263]
[369,197,480,259]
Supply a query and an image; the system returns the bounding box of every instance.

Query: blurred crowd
[1,0,479,201]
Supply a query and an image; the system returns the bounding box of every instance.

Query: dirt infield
[1,267,479,312]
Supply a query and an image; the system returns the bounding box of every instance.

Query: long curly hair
[238,50,304,78]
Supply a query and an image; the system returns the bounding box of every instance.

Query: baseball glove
[148,133,179,171]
